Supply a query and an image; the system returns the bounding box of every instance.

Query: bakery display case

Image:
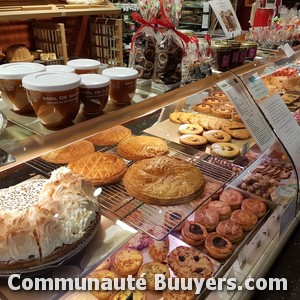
[0,46,299,300]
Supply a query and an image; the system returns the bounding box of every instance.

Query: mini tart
[221,121,252,140]
[179,123,204,135]
[219,189,244,210]
[204,232,234,260]
[211,107,232,119]
[179,134,208,147]
[230,209,258,231]
[208,201,232,220]
[137,262,170,290]
[164,210,185,232]
[109,290,146,300]
[203,130,231,143]
[211,91,230,102]
[216,219,243,243]
[203,97,221,107]
[241,198,267,218]
[117,135,169,161]
[86,125,132,146]
[194,208,219,232]
[181,221,208,246]
[67,152,127,185]
[113,248,143,275]
[210,142,240,159]
[88,269,118,300]
[193,103,212,114]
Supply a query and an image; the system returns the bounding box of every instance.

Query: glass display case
[0,47,299,300]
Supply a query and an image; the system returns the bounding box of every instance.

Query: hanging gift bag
[129,0,161,86]
[151,0,190,91]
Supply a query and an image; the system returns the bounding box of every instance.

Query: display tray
[26,138,237,240]
[0,216,100,278]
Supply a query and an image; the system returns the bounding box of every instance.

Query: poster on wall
[209,0,242,38]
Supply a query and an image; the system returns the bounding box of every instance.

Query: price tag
[282,43,295,58]
[243,73,269,101]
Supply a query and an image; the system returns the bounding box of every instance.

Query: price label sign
[282,43,295,58]
[243,73,269,101]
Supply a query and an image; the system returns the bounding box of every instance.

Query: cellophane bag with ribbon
[129,0,161,86]
[152,0,189,91]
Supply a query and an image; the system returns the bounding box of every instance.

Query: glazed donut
[208,201,232,220]
[216,219,243,242]
[204,232,234,260]
[241,198,267,218]
[194,208,219,231]
[181,221,207,246]
[230,209,258,231]
[219,189,244,210]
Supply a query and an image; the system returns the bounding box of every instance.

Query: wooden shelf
[0,3,120,21]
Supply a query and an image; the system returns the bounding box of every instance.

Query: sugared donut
[194,208,219,231]
[208,201,232,220]
[216,219,243,242]
[230,209,258,231]
[204,232,234,260]
[241,198,267,218]
[219,189,244,210]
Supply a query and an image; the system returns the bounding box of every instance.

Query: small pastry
[203,97,221,107]
[241,198,267,218]
[211,107,232,119]
[109,290,146,300]
[232,112,242,122]
[203,130,231,143]
[230,209,258,231]
[216,219,243,242]
[148,236,169,262]
[113,248,143,275]
[163,288,196,300]
[222,121,252,140]
[193,103,212,114]
[164,210,185,232]
[208,201,232,220]
[204,232,234,260]
[194,208,219,231]
[211,91,229,101]
[181,221,207,246]
[219,189,244,210]
[178,123,204,135]
[210,142,240,159]
[179,134,208,147]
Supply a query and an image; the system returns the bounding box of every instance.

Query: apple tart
[123,156,205,205]
[68,152,127,185]
[117,135,169,161]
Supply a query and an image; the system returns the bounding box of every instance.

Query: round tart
[221,121,252,140]
[211,107,232,119]
[86,125,132,146]
[181,221,208,246]
[41,140,95,164]
[179,134,208,147]
[203,130,231,143]
[203,97,221,107]
[164,210,185,232]
[123,156,206,205]
[204,233,234,260]
[68,152,127,185]
[193,103,212,114]
[168,246,213,279]
[178,123,204,135]
[216,219,243,242]
[194,208,219,232]
[219,189,244,210]
[230,209,258,231]
[137,262,170,290]
[210,142,240,159]
[208,201,232,220]
[113,248,143,275]
[241,198,267,218]
[117,136,169,161]
[211,91,229,101]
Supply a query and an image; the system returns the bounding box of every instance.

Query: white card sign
[209,0,242,38]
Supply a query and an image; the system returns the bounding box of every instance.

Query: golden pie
[117,135,169,161]
[123,156,206,205]
[86,125,132,146]
[67,152,127,185]
[41,140,94,164]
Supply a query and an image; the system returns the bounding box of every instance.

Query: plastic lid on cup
[22,71,81,92]
[0,62,46,80]
[67,59,101,70]
[80,74,110,88]
[102,67,138,80]
[45,65,75,73]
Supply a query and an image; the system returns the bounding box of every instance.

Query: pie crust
[123,156,206,205]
